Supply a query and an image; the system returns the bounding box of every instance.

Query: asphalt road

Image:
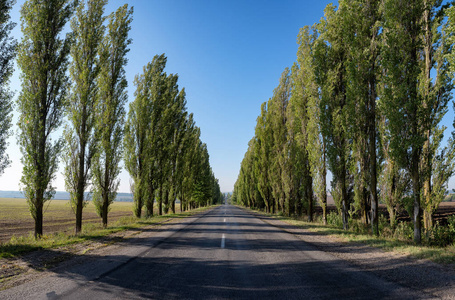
[0,205,433,299]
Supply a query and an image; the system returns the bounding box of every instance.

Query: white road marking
[224,218,226,222]
[221,234,225,248]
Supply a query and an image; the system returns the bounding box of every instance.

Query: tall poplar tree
[64,0,106,235]
[269,68,291,214]
[296,25,328,224]
[315,4,351,230]
[0,0,15,179]
[143,54,167,217]
[381,0,425,243]
[254,102,273,213]
[179,113,198,212]
[419,0,453,230]
[168,89,188,214]
[124,55,166,218]
[342,0,382,235]
[17,0,75,238]
[92,4,132,227]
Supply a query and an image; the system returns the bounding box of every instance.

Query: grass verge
[246,207,455,265]
[0,206,213,259]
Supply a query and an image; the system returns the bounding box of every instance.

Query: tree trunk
[34,200,43,239]
[388,206,396,228]
[422,1,432,232]
[145,190,154,217]
[322,138,328,225]
[134,192,142,218]
[102,194,109,228]
[411,151,422,244]
[158,183,163,215]
[307,171,313,222]
[75,154,85,234]
[369,90,378,236]
[341,164,348,230]
[164,189,169,214]
[75,194,83,234]
[424,209,433,231]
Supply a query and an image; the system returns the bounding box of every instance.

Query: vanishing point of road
[0,205,440,299]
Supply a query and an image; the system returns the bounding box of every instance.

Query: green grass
[249,208,455,265]
[0,205,213,259]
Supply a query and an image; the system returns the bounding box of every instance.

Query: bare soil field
[0,198,135,243]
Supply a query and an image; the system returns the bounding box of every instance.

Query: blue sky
[1,0,454,194]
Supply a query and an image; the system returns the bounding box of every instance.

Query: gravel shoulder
[246,208,455,300]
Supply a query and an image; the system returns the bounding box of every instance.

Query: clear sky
[1,0,454,194]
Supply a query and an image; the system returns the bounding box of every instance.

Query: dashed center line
[221,234,225,248]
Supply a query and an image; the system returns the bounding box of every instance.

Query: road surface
[0,205,434,299]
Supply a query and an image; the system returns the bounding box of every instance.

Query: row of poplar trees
[124,54,223,220]
[0,0,221,238]
[233,0,455,244]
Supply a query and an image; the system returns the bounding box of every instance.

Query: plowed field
[0,198,134,242]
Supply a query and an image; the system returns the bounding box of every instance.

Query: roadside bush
[393,221,413,241]
[327,211,343,228]
[348,217,369,234]
[427,216,455,247]
[377,214,394,237]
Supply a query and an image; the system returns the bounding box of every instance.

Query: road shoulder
[243,207,455,300]
[0,207,214,292]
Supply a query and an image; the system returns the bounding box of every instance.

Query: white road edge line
[221,234,225,249]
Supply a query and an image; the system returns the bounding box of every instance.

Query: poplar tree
[17,0,75,238]
[315,4,351,230]
[381,0,425,243]
[419,0,453,230]
[92,4,132,227]
[124,55,166,218]
[143,54,167,217]
[160,74,185,214]
[64,0,106,235]
[179,114,198,212]
[0,0,16,177]
[342,0,382,235]
[254,102,273,213]
[168,89,188,214]
[296,25,328,224]
[269,68,291,214]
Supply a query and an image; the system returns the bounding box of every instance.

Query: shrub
[327,211,343,228]
[427,216,455,247]
[393,221,413,241]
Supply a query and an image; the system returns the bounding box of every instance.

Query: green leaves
[18,0,76,238]
[92,4,132,227]
[64,0,107,233]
